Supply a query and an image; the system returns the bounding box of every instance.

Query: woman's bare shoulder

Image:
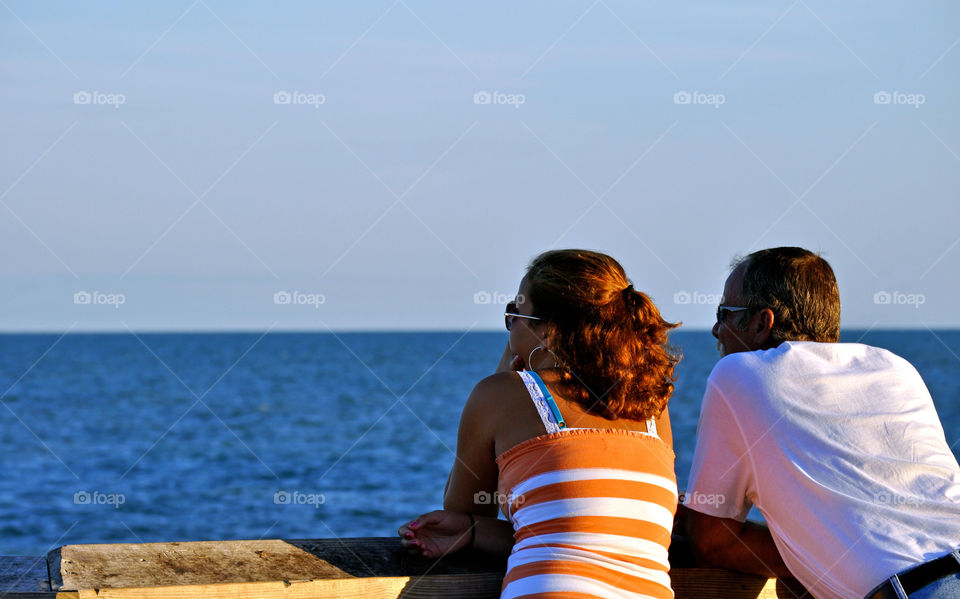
[473,371,523,393]
[465,371,523,408]
[457,372,528,442]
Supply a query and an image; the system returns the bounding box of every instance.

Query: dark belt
[868,551,960,599]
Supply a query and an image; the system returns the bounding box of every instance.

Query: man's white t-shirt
[684,342,960,599]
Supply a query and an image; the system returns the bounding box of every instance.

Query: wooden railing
[1,537,806,598]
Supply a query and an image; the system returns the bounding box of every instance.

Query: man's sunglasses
[716,305,750,323]
[504,302,544,331]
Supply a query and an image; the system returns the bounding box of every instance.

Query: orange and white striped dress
[495,370,677,598]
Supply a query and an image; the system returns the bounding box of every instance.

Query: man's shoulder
[775,341,918,375]
[703,352,767,409]
[713,341,909,366]
[707,347,771,384]
[708,341,920,388]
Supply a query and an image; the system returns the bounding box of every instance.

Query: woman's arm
[399,375,518,558]
[399,511,515,558]
[655,405,673,449]
[442,376,503,515]
[473,514,515,555]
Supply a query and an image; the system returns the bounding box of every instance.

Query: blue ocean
[1,330,958,556]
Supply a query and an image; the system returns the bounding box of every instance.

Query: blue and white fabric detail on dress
[518,370,565,433]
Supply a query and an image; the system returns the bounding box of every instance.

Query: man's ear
[752,308,775,346]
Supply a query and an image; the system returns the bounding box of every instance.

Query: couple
[398,248,960,599]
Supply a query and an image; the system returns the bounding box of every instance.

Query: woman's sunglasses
[504,302,543,331]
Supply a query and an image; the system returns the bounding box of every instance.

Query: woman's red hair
[525,249,680,421]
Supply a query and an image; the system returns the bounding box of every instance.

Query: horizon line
[0,326,955,335]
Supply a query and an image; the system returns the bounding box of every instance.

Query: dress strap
[646,416,658,438]
[517,370,566,434]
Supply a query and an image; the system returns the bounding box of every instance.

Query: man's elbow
[686,510,737,567]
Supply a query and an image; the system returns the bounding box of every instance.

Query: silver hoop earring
[528,345,559,370]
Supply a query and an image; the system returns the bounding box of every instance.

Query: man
[684,247,960,599]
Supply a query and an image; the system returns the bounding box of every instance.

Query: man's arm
[686,509,791,578]
[683,370,791,576]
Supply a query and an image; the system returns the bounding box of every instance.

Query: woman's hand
[398,510,474,559]
[496,341,525,373]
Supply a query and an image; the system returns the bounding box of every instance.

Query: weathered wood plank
[285,538,507,576]
[49,539,351,590]
[61,571,802,599]
[672,568,808,599]
[47,538,807,598]
[49,537,507,590]
[71,574,503,598]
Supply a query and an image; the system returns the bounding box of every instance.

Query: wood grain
[2,536,809,598]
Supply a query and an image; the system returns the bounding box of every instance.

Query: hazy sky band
[1,1,957,331]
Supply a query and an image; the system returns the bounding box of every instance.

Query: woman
[399,249,680,598]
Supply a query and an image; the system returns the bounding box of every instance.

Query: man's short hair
[733,247,841,343]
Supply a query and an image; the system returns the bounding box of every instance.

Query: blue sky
[1,1,958,331]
